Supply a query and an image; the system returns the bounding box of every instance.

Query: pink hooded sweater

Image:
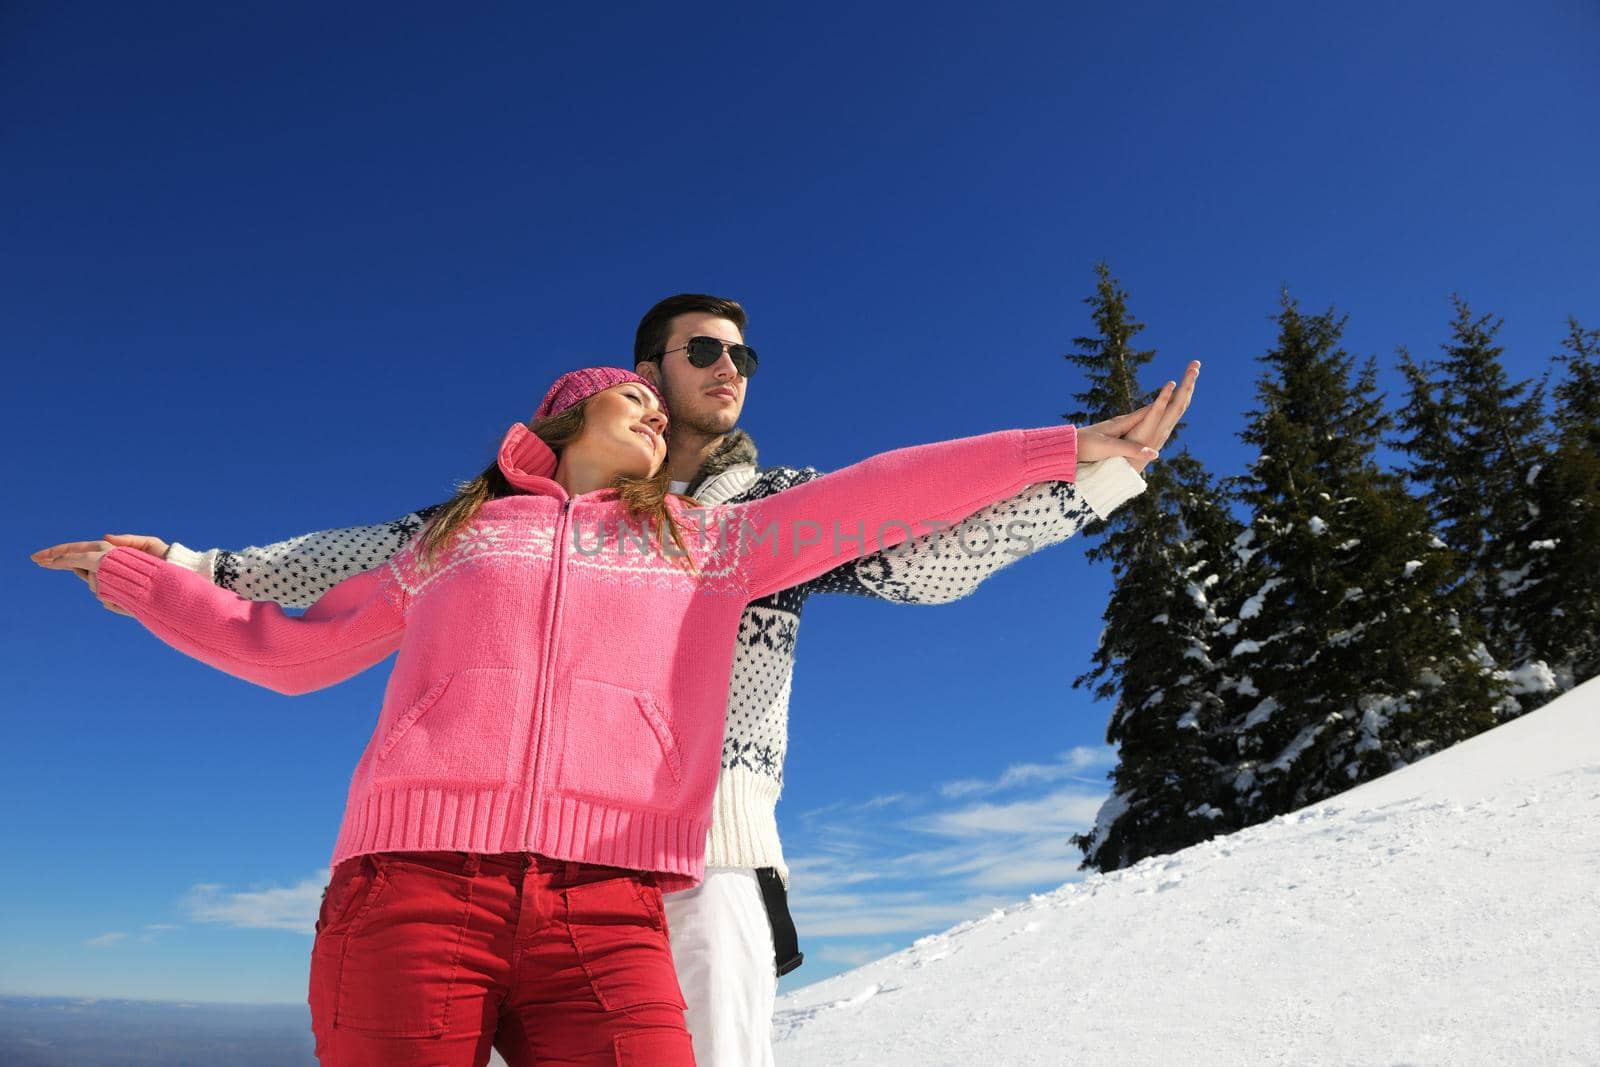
[96,422,1078,889]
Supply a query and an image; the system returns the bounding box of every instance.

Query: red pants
[309,851,695,1066]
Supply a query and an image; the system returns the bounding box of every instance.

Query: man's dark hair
[634,293,748,366]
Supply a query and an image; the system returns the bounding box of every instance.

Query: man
[39,293,1197,1065]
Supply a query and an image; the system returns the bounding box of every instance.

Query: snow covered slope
[773,678,1600,1066]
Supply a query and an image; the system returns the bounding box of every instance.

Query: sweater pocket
[555,677,682,811]
[373,667,526,786]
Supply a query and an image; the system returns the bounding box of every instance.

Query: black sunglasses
[659,336,759,378]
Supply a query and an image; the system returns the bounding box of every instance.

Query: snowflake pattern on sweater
[172,429,1140,878]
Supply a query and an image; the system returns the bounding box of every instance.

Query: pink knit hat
[533,367,666,422]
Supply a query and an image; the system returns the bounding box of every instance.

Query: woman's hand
[1077,360,1201,473]
[30,533,170,616]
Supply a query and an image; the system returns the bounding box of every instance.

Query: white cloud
[963,856,1086,891]
[800,792,914,820]
[181,870,329,933]
[812,942,901,967]
[136,923,179,944]
[908,789,1107,838]
[781,766,1113,969]
[785,852,885,888]
[940,746,1115,799]
[83,922,182,949]
[791,892,1016,937]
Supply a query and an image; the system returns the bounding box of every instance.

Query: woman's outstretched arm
[804,461,1143,605]
[798,368,1197,604]
[729,362,1197,601]
[40,543,407,695]
[727,425,1099,600]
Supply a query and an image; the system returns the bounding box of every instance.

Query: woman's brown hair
[417,400,695,568]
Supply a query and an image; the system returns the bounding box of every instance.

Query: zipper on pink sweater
[526,497,572,793]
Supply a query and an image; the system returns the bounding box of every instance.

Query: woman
[41,366,1159,1066]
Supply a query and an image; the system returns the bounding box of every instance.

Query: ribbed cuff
[163,541,217,580]
[95,546,167,612]
[1073,458,1147,520]
[1020,425,1078,484]
[704,768,786,880]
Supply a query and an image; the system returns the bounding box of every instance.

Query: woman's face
[569,382,669,480]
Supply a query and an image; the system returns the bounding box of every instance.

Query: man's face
[638,313,749,438]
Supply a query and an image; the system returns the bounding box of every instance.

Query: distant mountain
[0,996,313,1067]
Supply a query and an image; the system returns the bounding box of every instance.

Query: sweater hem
[332,785,713,893]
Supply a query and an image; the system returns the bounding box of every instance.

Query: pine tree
[1507,319,1600,688]
[1552,317,1600,440]
[1065,265,1241,872]
[1063,263,1158,466]
[1221,294,1505,825]
[1072,452,1245,871]
[1394,297,1551,689]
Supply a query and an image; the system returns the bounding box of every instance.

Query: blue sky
[3,1,1596,1003]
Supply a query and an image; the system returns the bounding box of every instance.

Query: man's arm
[805,459,1144,604]
[165,505,443,608]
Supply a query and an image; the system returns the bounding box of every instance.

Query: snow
[1354,693,1405,753]
[1186,574,1220,610]
[1233,528,1259,565]
[1327,622,1369,647]
[1530,539,1558,551]
[1238,579,1284,620]
[1502,660,1559,697]
[1241,696,1281,730]
[1497,564,1534,595]
[1266,720,1325,770]
[773,678,1600,1066]
[1307,516,1328,535]
[1078,790,1131,853]
[1403,560,1423,577]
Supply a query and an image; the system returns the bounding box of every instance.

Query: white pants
[664,867,777,1067]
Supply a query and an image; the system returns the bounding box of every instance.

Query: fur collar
[687,429,759,494]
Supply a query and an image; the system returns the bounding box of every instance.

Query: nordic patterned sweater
[164,431,1146,883]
